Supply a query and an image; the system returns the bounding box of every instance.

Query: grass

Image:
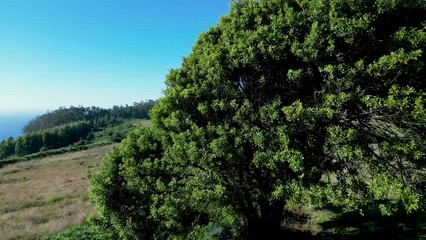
[90,119,147,144]
[281,203,426,239]
[127,118,151,127]
[0,141,112,169]
[0,144,115,240]
[315,209,426,239]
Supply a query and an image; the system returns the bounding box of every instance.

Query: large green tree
[90,0,426,239]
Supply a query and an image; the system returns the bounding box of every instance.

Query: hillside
[0,144,115,240]
[0,100,155,161]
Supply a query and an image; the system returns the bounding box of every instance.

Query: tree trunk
[247,215,282,240]
[246,202,283,240]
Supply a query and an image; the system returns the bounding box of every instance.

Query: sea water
[0,112,40,141]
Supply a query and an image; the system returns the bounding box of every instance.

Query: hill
[0,144,115,240]
[0,100,155,162]
[23,100,156,134]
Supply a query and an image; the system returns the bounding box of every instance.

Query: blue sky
[0,0,230,113]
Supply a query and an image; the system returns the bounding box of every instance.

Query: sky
[0,0,230,113]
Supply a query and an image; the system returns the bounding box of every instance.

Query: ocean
[0,112,40,141]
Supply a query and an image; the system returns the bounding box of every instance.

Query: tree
[23,101,156,134]
[0,137,16,159]
[90,0,426,239]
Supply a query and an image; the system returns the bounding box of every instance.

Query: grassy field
[0,144,115,240]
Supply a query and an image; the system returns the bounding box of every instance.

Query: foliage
[38,225,117,240]
[90,121,135,143]
[0,137,16,159]
[38,227,97,240]
[23,100,156,134]
[90,0,426,239]
[0,120,142,161]
[0,121,92,159]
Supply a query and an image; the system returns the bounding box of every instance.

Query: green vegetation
[90,119,150,144]
[89,0,426,239]
[38,226,100,240]
[38,225,119,240]
[0,101,155,161]
[23,100,156,133]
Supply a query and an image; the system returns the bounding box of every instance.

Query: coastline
[0,111,43,141]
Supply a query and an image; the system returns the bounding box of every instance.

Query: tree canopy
[23,100,156,134]
[90,0,426,239]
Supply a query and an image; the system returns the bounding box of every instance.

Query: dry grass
[130,119,151,127]
[0,144,115,240]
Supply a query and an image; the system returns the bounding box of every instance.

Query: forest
[0,100,155,160]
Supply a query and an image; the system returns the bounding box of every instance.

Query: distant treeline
[24,100,156,133]
[0,121,92,159]
[0,100,156,160]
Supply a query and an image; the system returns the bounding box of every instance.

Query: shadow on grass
[279,204,426,239]
[316,210,426,239]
